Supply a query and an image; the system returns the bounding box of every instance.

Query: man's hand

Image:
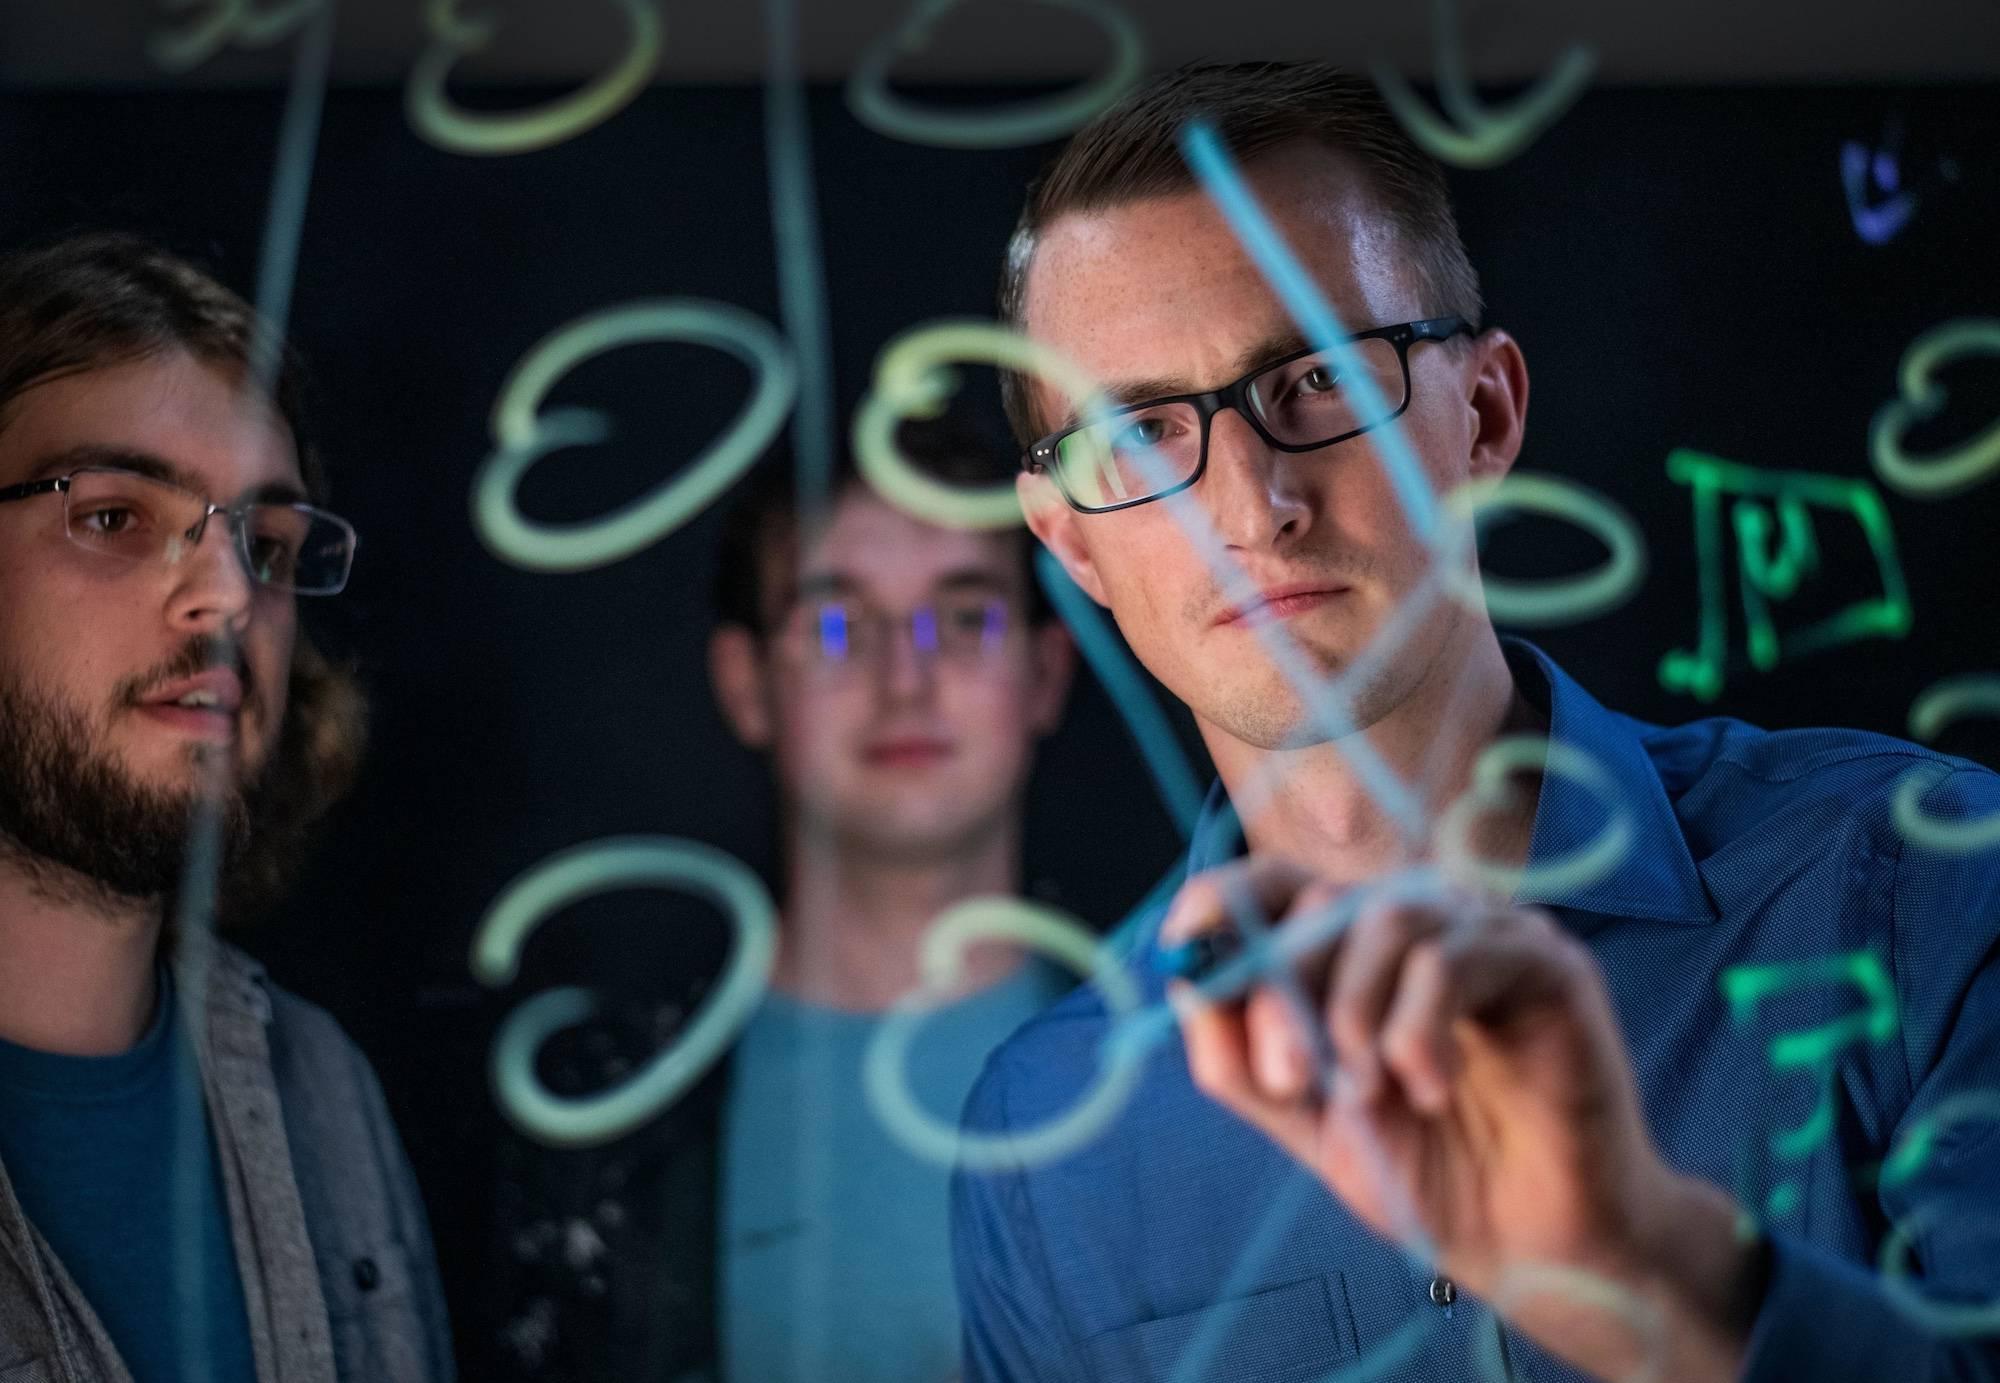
[1163,858,1763,1383]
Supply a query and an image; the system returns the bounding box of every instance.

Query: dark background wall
[1,70,1997,1373]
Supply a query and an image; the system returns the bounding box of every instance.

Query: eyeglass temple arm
[0,477,69,505]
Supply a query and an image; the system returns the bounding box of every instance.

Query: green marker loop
[470,299,796,573]
[1880,1197,2000,1335]
[847,0,1143,149]
[1893,676,2000,853]
[473,836,777,1149]
[852,319,1104,531]
[1442,472,1647,626]
[150,0,323,74]
[1436,734,1633,901]
[1371,0,1595,170]
[406,0,663,156]
[864,896,1143,1170]
[1870,319,2000,499]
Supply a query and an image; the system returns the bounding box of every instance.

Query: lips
[863,737,954,768]
[134,668,246,742]
[1217,582,1351,627]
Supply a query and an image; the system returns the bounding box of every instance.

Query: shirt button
[1428,1276,1457,1306]
[353,1257,380,1292]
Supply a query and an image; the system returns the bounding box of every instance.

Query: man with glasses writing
[490,428,1076,1383]
[952,63,2000,1382]
[0,233,452,1382]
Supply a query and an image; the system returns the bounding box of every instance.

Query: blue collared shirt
[951,642,2000,1382]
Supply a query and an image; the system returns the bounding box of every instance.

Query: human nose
[164,503,255,635]
[875,608,940,703]
[1200,407,1314,550]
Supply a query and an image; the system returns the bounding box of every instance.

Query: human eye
[1108,409,1183,453]
[74,503,144,536]
[246,535,299,584]
[63,471,174,551]
[1291,363,1340,397]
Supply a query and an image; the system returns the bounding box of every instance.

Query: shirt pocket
[0,1359,51,1383]
[1081,1274,1358,1382]
[323,1240,432,1383]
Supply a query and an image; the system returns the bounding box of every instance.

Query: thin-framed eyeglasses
[778,595,1013,671]
[1022,316,1475,514]
[0,464,358,595]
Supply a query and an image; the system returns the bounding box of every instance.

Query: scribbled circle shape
[863,896,1143,1169]
[1870,319,2000,499]
[472,836,777,1148]
[1474,1263,1667,1383]
[1878,1089,2000,1191]
[1880,1194,2000,1334]
[1441,473,1647,627]
[406,0,662,156]
[1892,676,2000,854]
[851,319,1102,530]
[149,0,323,74]
[1435,735,1633,899]
[1369,0,1596,174]
[470,299,796,573]
[846,0,1143,149]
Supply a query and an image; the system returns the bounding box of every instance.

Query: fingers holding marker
[1375,936,1459,1114]
[1169,978,1321,1166]
[1159,857,1326,952]
[1326,899,1444,1102]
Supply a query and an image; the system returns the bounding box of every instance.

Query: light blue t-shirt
[0,969,257,1383]
[720,960,1066,1383]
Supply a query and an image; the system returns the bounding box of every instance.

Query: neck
[0,852,162,1055]
[773,817,1024,1012]
[1205,628,1540,883]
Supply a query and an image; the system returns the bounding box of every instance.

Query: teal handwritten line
[763,0,837,523]
[248,0,334,392]
[846,0,1143,149]
[1179,120,1440,541]
[172,9,336,1380]
[1167,122,1436,839]
[1035,549,1204,838]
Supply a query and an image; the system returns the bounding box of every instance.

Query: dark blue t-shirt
[0,970,258,1383]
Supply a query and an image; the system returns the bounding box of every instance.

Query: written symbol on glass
[1719,950,1900,1225]
[148,0,323,74]
[1657,450,1911,703]
[1840,117,1961,247]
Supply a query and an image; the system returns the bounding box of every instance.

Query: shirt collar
[1502,639,1715,924]
[1155,639,1716,953]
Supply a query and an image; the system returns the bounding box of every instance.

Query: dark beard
[0,678,254,906]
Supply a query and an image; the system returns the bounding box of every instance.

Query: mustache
[114,635,256,709]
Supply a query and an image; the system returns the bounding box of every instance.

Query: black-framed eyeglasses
[1023,316,1475,514]
[0,465,357,595]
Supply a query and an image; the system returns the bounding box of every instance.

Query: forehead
[783,488,1022,596]
[0,349,300,496]
[1021,142,1416,423]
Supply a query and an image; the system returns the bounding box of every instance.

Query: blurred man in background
[493,422,1076,1382]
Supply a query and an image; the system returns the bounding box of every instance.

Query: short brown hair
[0,231,325,502]
[713,414,1053,633]
[998,61,1484,444]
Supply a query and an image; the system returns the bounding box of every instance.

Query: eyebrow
[1045,330,1313,434]
[786,566,1015,607]
[23,444,309,506]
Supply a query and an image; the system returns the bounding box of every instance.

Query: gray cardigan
[0,938,455,1383]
